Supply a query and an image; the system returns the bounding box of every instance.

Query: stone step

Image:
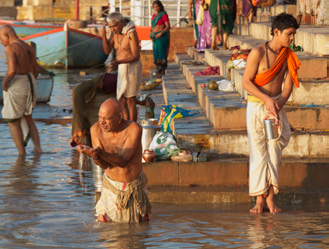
[234,19,329,56]
[196,82,328,131]
[164,61,329,158]
[236,4,297,26]
[148,185,329,205]
[180,59,328,131]
[231,68,329,106]
[201,43,329,105]
[247,22,329,56]
[227,34,329,80]
[143,158,329,188]
[175,126,328,158]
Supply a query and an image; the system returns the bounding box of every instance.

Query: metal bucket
[140,118,161,152]
[264,119,279,140]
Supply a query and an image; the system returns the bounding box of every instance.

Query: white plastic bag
[216,80,235,92]
[149,131,180,160]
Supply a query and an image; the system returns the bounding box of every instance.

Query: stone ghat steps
[227,34,329,81]
[147,185,329,205]
[176,53,328,131]
[202,44,329,106]
[187,47,329,107]
[163,61,328,158]
[235,20,329,56]
[143,158,329,188]
[231,67,329,106]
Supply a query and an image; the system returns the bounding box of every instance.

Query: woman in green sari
[209,0,235,50]
[150,0,170,77]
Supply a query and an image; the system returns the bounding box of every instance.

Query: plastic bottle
[145,98,151,119]
[149,97,155,118]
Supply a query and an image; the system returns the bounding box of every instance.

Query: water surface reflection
[0,123,328,248]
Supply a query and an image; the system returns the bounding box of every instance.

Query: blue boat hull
[23,27,107,68]
[0,21,62,38]
[0,74,54,103]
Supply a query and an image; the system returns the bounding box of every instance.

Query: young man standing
[242,13,300,214]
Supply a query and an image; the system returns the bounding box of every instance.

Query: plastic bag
[149,131,180,160]
[216,80,235,92]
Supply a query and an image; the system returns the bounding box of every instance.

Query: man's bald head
[0,24,17,37]
[100,98,123,116]
[0,24,18,46]
[98,98,124,132]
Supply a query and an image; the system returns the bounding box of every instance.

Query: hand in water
[77,145,101,159]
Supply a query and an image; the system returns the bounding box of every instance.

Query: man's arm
[2,47,16,91]
[102,23,114,55]
[276,70,293,111]
[242,47,279,118]
[93,123,142,168]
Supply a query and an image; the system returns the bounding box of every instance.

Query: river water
[0,69,328,248]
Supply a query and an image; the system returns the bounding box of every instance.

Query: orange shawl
[254,47,301,88]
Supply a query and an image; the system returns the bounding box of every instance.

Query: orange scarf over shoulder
[254,47,301,88]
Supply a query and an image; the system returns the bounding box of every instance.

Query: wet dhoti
[117,60,143,100]
[2,74,35,146]
[247,96,291,196]
[95,171,152,223]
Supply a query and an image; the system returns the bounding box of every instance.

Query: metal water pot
[140,118,161,152]
[264,118,279,140]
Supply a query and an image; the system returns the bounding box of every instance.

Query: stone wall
[0,0,14,6]
[296,0,329,25]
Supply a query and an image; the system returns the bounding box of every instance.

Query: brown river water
[0,69,328,248]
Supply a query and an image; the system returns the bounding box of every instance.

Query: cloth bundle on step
[158,105,200,133]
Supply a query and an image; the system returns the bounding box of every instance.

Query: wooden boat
[0,20,62,38]
[22,25,108,69]
[0,73,54,103]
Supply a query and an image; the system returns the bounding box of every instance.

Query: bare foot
[250,196,265,214]
[223,44,228,50]
[211,43,218,50]
[266,198,282,214]
[98,214,110,222]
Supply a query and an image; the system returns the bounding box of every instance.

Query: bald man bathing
[77,98,151,223]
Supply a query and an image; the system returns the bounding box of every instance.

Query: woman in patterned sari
[150,0,170,77]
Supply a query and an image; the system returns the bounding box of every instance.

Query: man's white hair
[106,12,124,23]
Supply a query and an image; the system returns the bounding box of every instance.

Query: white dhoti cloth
[247,96,291,196]
[95,171,151,223]
[2,74,35,146]
[117,60,142,100]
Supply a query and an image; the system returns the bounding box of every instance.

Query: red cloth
[152,13,169,25]
[102,73,117,93]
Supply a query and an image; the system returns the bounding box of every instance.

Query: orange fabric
[254,47,301,88]
[136,26,151,40]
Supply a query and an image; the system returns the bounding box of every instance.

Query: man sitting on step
[242,13,300,214]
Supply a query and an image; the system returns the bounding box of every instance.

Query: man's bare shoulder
[90,122,101,133]
[249,44,265,59]
[125,120,142,133]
